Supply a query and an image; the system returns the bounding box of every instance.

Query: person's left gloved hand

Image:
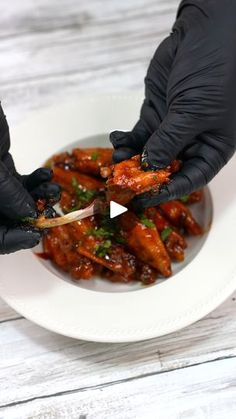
[110,0,236,209]
[0,104,60,254]
[5,152,61,204]
[0,108,60,206]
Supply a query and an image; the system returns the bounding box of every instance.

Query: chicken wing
[72,147,113,176]
[103,262,157,285]
[159,201,203,236]
[145,207,187,262]
[120,211,171,277]
[69,219,136,279]
[53,166,105,211]
[101,155,180,205]
[43,225,95,280]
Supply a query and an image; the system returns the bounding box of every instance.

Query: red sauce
[35,252,51,260]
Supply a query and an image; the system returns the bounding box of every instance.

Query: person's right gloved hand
[110,0,236,209]
[0,105,61,255]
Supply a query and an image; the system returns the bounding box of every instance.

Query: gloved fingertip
[110,130,134,150]
[42,183,61,196]
[141,147,167,171]
[24,232,42,248]
[0,226,42,254]
[152,186,172,205]
[31,182,61,203]
[110,130,126,145]
[34,167,53,181]
[112,147,137,163]
[20,203,38,220]
[22,168,54,192]
[132,186,172,209]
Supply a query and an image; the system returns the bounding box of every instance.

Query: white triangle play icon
[110,201,127,219]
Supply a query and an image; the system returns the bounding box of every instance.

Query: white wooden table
[0,1,236,418]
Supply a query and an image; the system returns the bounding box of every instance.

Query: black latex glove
[110,0,236,209]
[0,105,60,254]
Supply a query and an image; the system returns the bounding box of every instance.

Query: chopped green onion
[161,227,173,242]
[71,177,96,206]
[139,214,155,229]
[180,195,190,203]
[95,240,112,258]
[91,151,100,161]
[87,228,114,238]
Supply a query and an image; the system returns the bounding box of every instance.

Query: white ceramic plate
[0,93,236,343]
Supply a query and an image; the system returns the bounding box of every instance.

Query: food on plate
[41,147,204,285]
[159,200,203,236]
[100,155,181,205]
[72,147,113,175]
[50,148,113,176]
[144,207,187,262]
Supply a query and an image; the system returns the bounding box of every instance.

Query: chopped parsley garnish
[91,151,100,161]
[95,240,112,258]
[139,214,155,229]
[71,177,96,207]
[87,228,114,238]
[161,227,173,242]
[180,195,190,203]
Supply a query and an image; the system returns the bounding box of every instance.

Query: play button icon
[110,201,127,219]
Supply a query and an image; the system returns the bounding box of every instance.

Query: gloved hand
[0,105,61,254]
[110,0,236,209]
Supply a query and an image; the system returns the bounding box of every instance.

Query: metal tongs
[33,200,108,229]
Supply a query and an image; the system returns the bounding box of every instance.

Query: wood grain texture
[0,298,21,323]
[1,358,236,419]
[0,293,235,407]
[0,0,236,418]
[0,0,178,124]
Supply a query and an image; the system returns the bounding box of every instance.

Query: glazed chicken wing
[159,201,203,236]
[101,155,180,205]
[103,262,157,285]
[53,167,105,211]
[72,148,113,176]
[69,219,136,279]
[48,148,113,177]
[53,167,105,193]
[120,212,171,277]
[43,225,95,280]
[145,208,187,262]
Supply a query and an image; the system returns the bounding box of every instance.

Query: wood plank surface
[1,358,236,419]
[0,298,22,323]
[0,293,235,408]
[1,0,178,124]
